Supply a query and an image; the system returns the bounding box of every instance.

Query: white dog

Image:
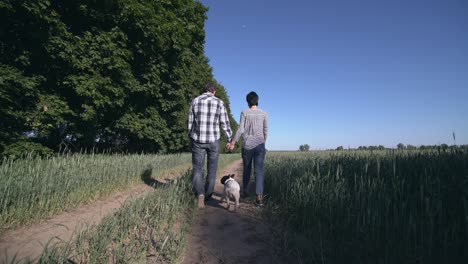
[220,174,240,211]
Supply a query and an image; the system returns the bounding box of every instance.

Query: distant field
[264,149,468,263]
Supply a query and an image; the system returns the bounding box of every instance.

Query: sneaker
[255,200,264,207]
[197,195,205,208]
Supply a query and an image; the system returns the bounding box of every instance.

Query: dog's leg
[226,195,231,210]
[222,190,228,208]
[234,194,239,211]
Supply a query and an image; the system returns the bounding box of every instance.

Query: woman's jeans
[242,143,266,195]
[192,139,220,197]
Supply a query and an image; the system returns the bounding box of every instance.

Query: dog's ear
[229,174,235,178]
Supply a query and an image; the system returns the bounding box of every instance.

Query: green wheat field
[1,149,467,263]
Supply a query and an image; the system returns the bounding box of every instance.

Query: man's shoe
[197,195,205,208]
[255,200,264,207]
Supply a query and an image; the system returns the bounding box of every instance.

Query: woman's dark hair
[246,91,259,107]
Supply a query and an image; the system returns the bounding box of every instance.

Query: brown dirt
[181,160,292,264]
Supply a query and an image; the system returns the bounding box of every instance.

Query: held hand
[228,141,236,151]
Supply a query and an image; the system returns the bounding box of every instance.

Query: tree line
[0,0,238,156]
[298,144,468,151]
[336,144,468,151]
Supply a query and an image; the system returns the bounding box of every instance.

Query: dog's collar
[225,178,235,184]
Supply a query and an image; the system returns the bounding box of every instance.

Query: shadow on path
[140,166,179,188]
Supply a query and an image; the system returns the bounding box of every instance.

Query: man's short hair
[246,91,258,107]
[205,83,216,93]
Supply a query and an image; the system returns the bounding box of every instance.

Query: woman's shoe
[255,194,263,207]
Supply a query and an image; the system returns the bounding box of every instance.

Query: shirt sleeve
[263,112,268,142]
[219,102,232,142]
[188,100,194,135]
[233,111,245,142]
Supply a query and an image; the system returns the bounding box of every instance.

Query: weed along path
[0,179,169,262]
[182,160,290,264]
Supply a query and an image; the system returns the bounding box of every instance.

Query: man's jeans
[242,143,266,195]
[191,139,220,197]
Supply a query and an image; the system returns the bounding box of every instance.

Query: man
[188,83,232,208]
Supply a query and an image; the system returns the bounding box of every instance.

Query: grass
[0,153,193,230]
[263,149,468,263]
[32,153,241,263]
[0,151,240,263]
[35,172,194,263]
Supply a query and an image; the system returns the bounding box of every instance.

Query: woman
[228,91,268,206]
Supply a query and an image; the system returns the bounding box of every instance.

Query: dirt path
[182,160,290,264]
[0,181,164,263]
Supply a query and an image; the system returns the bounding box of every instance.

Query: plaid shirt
[188,92,232,143]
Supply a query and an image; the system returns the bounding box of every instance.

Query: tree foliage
[299,144,310,151]
[0,0,237,155]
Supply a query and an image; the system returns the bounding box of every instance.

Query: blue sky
[200,0,468,150]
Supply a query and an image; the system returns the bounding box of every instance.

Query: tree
[299,144,310,151]
[407,144,416,150]
[440,144,448,151]
[397,143,405,150]
[0,65,52,155]
[213,81,239,153]
[336,146,344,151]
[0,0,237,155]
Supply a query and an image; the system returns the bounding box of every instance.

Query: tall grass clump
[0,153,192,230]
[264,150,468,263]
